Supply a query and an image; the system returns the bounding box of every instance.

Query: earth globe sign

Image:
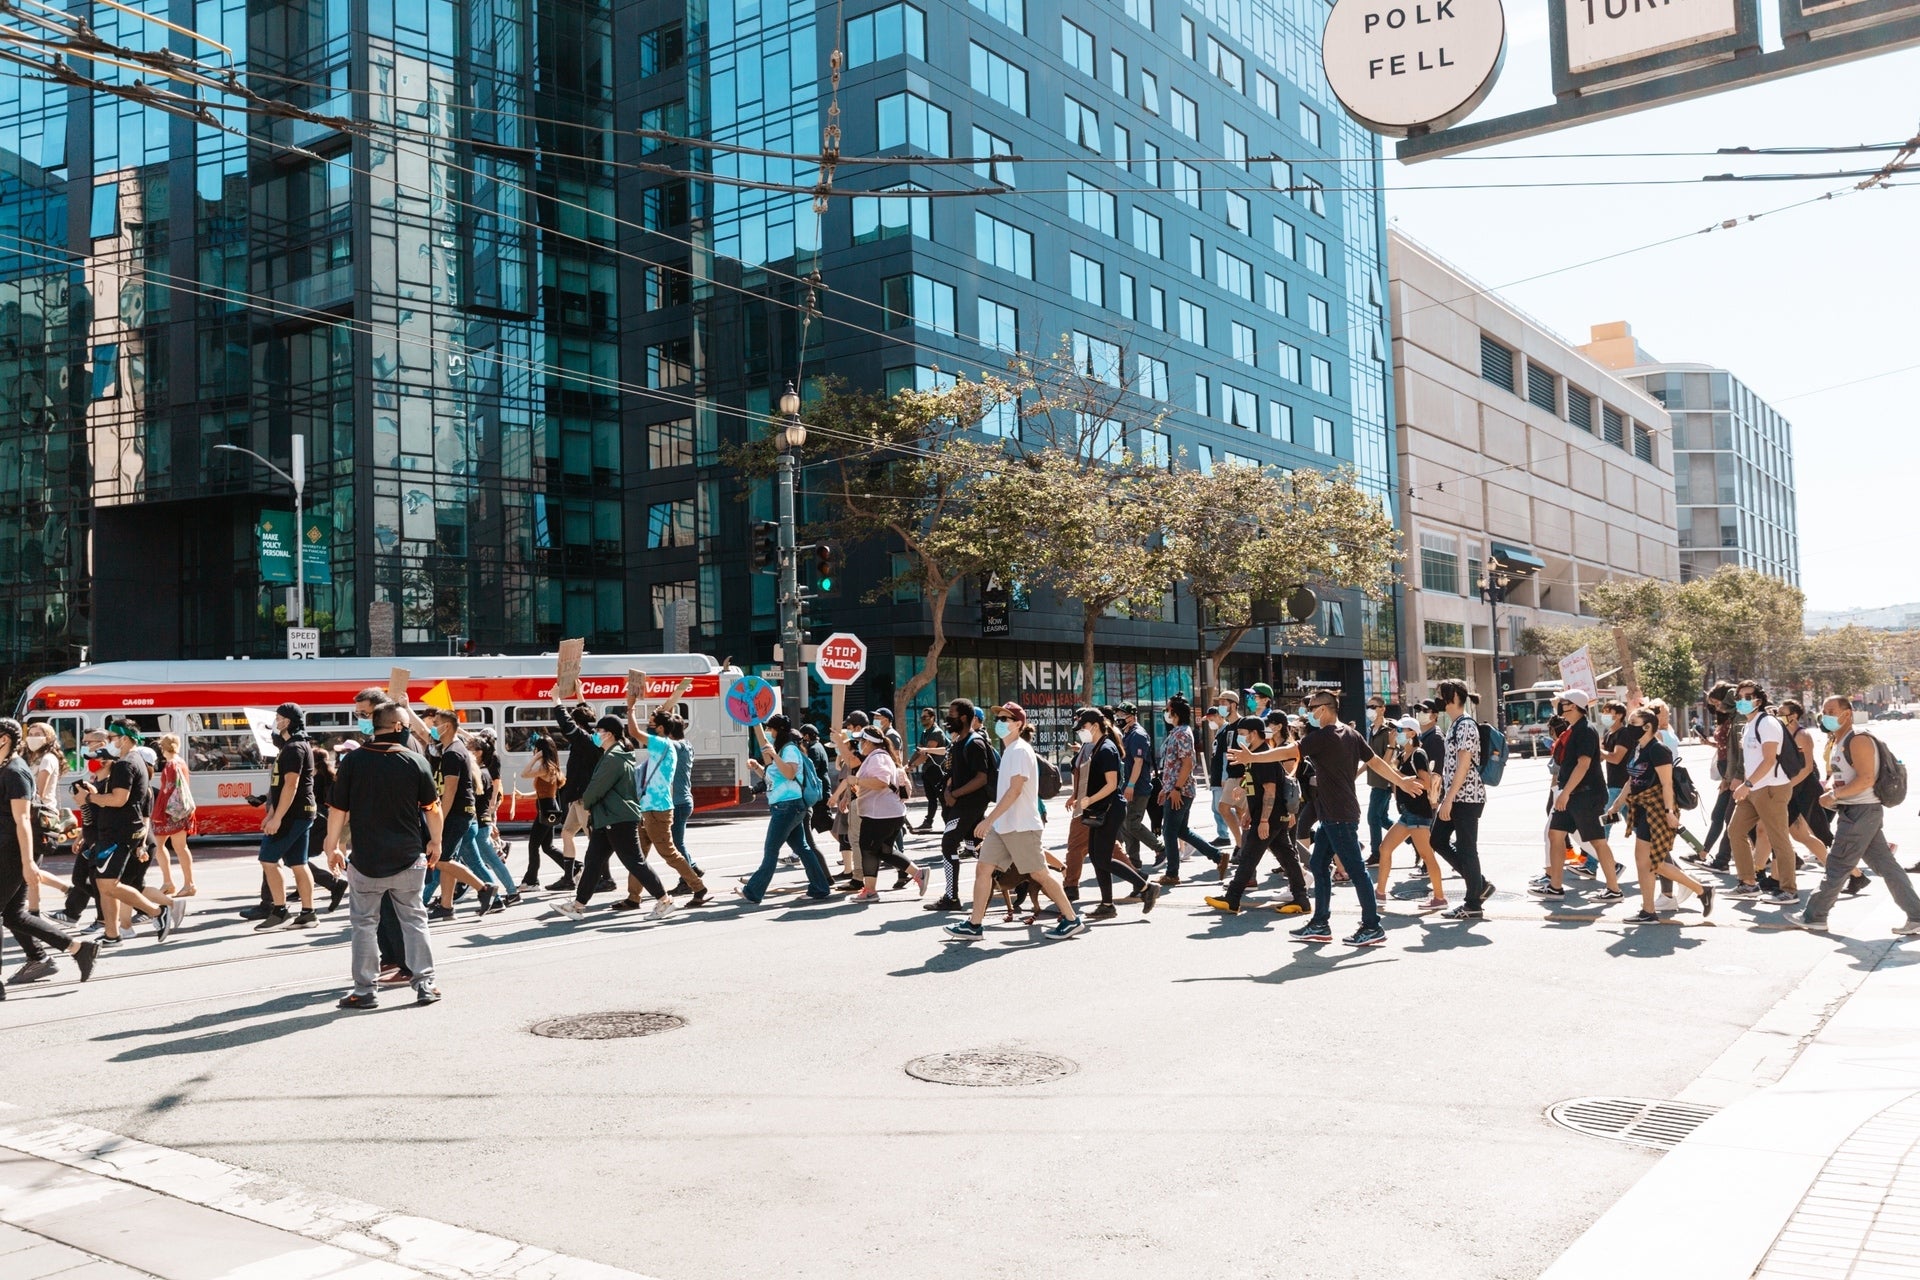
[725,675,779,726]
[1321,0,1506,137]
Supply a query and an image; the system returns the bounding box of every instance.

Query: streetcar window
[189,711,253,732]
[26,716,81,768]
[508,705,556,722]
[188,732,263,773]
[305,711,354,727]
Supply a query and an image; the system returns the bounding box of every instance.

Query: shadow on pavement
[1600,926,1707,959]
[91,988,340,1043]
[1399,920,1495,953]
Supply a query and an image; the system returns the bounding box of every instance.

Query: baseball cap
[844,710,871,727]
[1560,688,1592,710]
[875,707,895,722]
[996,702,1027,723]
[1251,682,1274,699]
[1116,701,1137,716]
[1395,715,1420,732]
[1234,716,1266,733]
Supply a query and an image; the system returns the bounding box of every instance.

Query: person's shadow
[95,989,362,1062]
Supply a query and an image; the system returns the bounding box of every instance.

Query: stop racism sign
[814,632,868,686]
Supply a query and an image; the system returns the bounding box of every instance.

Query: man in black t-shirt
[326,702,443,1008]
[88,722,184,946]
[255,703,320,932]
[0,718,99,989]
[928,698,994,912]
[1531,689,1623,898]
[910,708,950,834]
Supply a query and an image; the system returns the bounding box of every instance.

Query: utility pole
[776,383,807,716]
[215,435,306,629]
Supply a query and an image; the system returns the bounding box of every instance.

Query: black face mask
[373,730,410,746]
[270,731,287,748]
[946,716,965,733]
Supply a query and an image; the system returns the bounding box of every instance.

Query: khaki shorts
[979,828,1046,875]
[1216,785,1247,815]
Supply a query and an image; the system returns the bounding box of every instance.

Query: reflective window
[974,212,1034,277]
[847,3,926,65]
[968,0,1024,33]
[1071,333,1123,387]
[971,127,1015,186]
[1070,252,1105,307]
[881,274,957,334]
[877,91,951,154]
[1217,250,1253,300]
[1061,19,1094,75]
[1170,90,1198,139]
[978,298,1018,351]
[970,44,1028,114]
[1178,298,1207,347]
[1067,175,1116,235]
[853,186,931,242]
[1065,96,1101,151]
[1135,355,1169,400]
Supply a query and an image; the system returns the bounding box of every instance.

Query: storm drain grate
[1547,1096,1718,1150]
[531,1011,686,1040]
[905,1050,1078,1088]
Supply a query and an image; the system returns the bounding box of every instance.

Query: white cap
[1395,716,1420,732]
[1561,688,1591,710]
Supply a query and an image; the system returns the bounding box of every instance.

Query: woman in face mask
[848,726,921,902]
[1372,717,1447,909]
[549,717,675,921]
[1154,695,1217,888]
[1605,708,1713,924]
[1205,716,1308,917]
[1073,708,1158,920]
[1777,699,1867,896]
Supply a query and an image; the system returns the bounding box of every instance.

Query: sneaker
[1758,875,1780,894]
[649,895,678,920]
[46,909,77,926]
[1528,883,1565,898]
[1893,920,1920,937]
[501,894,523,908]
[168,897,190,931]
[476,886,499,916]
[1682,851,1714,867]
[1844,874,1872,898]
[1440,905,1483,920]
[1345,924,1387,947]
[606,897,643,913]
[1047,915,1090,939]
[547,899,586,921]
[1766,890,1800,906]
[943,920,985,940]
[1698,885,1715,919]
[96,936,123,948]
[1272,902,1308,915]
[415,985,443,1006]
[1726,882,1763,900]
[1421,897,1449,911]
[1215,855,1231,880]
[1784,911,1827,932]
[8,958,58,985]
[238,903,271,921]
[1088,903,1118,920]
[1290,919,1333,942]
[849,888,880,903]
[377,966,415,986]
[287,910,318,930]
[923,895,962,913]
[1157,875,1180,888]
[1626,909,1660,924]
[1596,887,1625,902]
[328,882,348,912]
[72,941,99,982]
[1140,884,1161,914]
[426,904,455,922]
[1203,895,1240,915]
[686,891,713,908]
[1529,874,1554,888]
[336,993,379,1010]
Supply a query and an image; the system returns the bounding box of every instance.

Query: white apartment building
[1388,231,1680,711]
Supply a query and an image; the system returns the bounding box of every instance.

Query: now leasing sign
[1563,0,1741,73]
[1323,0,1507,136]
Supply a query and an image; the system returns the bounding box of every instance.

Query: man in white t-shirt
[1725,680,1799,904]
[944,704,1088,941]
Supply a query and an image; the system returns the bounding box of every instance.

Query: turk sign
[1322,0,1507,137]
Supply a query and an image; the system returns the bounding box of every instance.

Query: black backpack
[1671,759,1700,810]
[1765,714,1805,780]
[1036,755,1063,801]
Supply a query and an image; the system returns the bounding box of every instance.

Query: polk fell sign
[1323,0,1507,136]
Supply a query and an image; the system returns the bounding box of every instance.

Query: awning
[1489,541,1546,572]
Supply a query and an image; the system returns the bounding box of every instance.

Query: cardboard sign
[629,672,695,708]
[241,707,279,760]
[556,639,585,700]
[388,667,411,703]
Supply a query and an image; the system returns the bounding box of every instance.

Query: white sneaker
[649,895,678,921]
[548,900,585,921]
[1893,920,1920,937]
[1656,892,1678,912]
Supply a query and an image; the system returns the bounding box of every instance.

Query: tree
[727,375,1030,710]
[1161,461,1400,696]
[1669,567,1805,685]
[1639,633,1704,710]
[1789,626,1883,700]
[1519,623,1605,665]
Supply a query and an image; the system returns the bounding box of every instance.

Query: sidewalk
[1545,939,1920,1279]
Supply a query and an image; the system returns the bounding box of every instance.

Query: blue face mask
[1820,713,1841,733]
[994,719,1017,741]
[429,725,443,742]
[1735,698,1755,715]
[356,716,374,735]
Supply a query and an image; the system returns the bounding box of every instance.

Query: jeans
[1804,804,1920,926]
[1121,789,1163,864]
[348,860,435,998]
[672,800,700,874]
[425,822,517,902]
[576,822,665,906]
[1432,801,1489,910]
[1159,795,1216,878]
[3,880,69,965]
[1367,787,1393,856]
[1308,822,1379,930]
[744,800,832,902]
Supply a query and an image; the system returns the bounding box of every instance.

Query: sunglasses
[993,716,1014,724]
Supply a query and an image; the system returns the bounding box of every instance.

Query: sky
[1376,11,1920,613]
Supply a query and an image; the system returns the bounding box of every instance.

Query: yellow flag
[421,680,455,712]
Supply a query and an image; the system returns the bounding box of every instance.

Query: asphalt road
[6,724,1918,1280]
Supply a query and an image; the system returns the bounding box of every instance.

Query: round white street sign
[1322,0,1506,137]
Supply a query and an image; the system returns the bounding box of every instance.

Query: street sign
[1553,0,1755,96]
[814,632,868,685]
[1322,0,1508,137]
[301,516,332,585]
[724,674,781,726]
[982,574,1010,637]
[258,510,295,585]
[288,627,320,659]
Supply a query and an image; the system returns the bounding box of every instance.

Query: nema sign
[1322,0,1507,136]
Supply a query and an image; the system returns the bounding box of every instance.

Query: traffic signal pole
[777,445,803,717]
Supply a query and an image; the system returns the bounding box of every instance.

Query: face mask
[1237,733,1251,747]
[1212,706,1228,719]
[356,716,375,734]
[994,719,1017,741]
[1599,714,1614,730]
[1164,713,1177,727]
[270,731,287,748]
[598,733,615,750]
[428,725,444,742]
[1077,727,1094,744]
[107,742,124,758]
[375,729,409,745]
[1820,713,1841,732]
[1368,708,1381,722]
[1735,698,1755,715]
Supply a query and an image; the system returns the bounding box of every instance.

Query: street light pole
[215,436,307,630]
[776,383,807,716]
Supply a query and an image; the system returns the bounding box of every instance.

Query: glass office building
[2,0,1398,722]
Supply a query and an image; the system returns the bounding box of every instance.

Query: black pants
[527,799,561,878]
[1702,788,1736,856]
[1432,801,1489,909]
[378,894,405,969]
[918,770,946,829]
[859,815,910,880]
[1222,818,1306,908]
[1087,812,1147,902]
[576,822,664,906]
[3,880,69,967]
[65,846,98,920]
[940,803,988,900]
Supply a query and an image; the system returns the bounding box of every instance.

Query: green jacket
[580,745,642,827]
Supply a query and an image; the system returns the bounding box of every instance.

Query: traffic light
[753,521,780,573]
[812,543,835,592]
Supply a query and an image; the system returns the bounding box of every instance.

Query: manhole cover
[905,1050,1078,1087]
[1547,1096,1718,1150]
[530,1011,685,1040]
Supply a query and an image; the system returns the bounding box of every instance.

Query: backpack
[1472,717,1508,787]
[1765,714,1805,781]
[1859,731,1908,808]
[1671,759,1700,810]
[1036,755,1062,802]
[799,750,826,808]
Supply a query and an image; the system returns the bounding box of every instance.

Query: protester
[550,701,603,891]
[1155,695,1216,887]
[1431,681,1495,920]
[1605,707,1713,924]
[254,704,320,932]
[149,733,197,898]
[928,699,994,912]
[1529,689,1625,901]
[324,703,441,1008]
[549,715,676,921]
[739,715,834,905]
[1372,716,1446,910]
[1204,696,1243,855]
[1204,715,1307,917]
[0,718,99,989]
[1070,707,1158,919]
[1115,703,1163,871]
[1364,695,1394,864]
[1724,681,1800,906]
[1788,697,1920,935]
[910,707,950,834]
[621,703,709,907]
[849,726,920,901]
[944,705,1087,940]
[89,722,183,946]
[519,731,565,887]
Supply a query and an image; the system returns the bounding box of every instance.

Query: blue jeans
[672,801,701,873]
[1309,821,1380,930]
[1367,787,1393,856]
[743,800,832,903]
[424,822,517,902]
[1211,787,1235,842]
[1160,795,1217,878]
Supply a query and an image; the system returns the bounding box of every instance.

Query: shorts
[1549,795,1609,843]
[95,839,142,881]
[978,828,1046,875]
[1216,785,1247,815]
[1395,812,1434,830]
[259,817,315,866]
